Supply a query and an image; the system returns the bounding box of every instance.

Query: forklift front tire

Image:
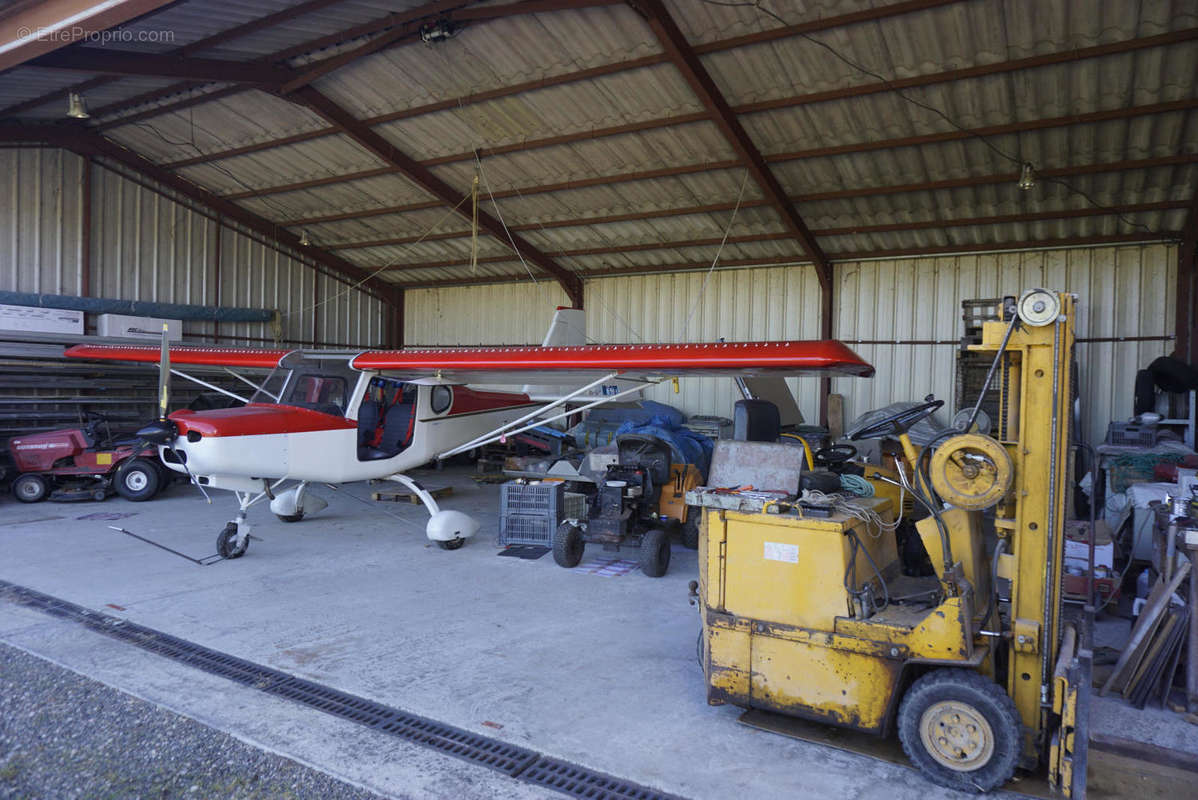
[897,668,1021,794]
[115,458,162,502]
[640,528,671,577]
[553,522,584,568]
[13,474,48,503]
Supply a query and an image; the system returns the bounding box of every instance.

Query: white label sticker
[763,541,798,564]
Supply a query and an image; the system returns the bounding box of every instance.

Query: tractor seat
[615,433,672,485]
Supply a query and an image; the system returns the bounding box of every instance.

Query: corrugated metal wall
[405,243,1176,446]
[0,147,386,348]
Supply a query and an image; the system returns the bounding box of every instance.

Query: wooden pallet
[371,486,454,504]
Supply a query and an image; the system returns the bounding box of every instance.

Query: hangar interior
[1,1,1198,798]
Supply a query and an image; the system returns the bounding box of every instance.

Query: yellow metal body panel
[705,501,896,629]
[658,463,702,522]
[916,508,990,614]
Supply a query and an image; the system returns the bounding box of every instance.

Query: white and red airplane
[64,309,873,558]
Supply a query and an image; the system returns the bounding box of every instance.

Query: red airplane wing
[351,340,874,383]
[64,344,292,369]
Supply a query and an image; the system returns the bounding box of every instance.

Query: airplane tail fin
[540,307,587,347]
[523,308,643,402]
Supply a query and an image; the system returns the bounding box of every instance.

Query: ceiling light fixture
[66,92,90,119]
[420,19,460,45]
[1017,162,1036,191]
[300,230,311,247]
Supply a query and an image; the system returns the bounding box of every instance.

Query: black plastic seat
[733,399,780,442]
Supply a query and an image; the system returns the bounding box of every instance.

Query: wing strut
[439,373,657,459]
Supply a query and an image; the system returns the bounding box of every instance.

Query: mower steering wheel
[848,397,944,441]
[813,444,857,467]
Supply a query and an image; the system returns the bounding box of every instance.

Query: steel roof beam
[632,0,831,292]
[85,0,959,146]
[288,86,584,307]
[392,233,1182,290]
[312,155,1198,251]
[0,0,350,117]
[30,48,294,84]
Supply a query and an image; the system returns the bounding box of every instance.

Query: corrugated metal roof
[0,0,1194,286]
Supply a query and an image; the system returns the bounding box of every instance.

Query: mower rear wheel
[13,474,48,503]
[682,517,700,549]
[115,458,161,502]
[553,522,584,568]
[640,528,671,577]
[216,522,248,559]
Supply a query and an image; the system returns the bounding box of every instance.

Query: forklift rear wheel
[640,528,671,577]
[437,537,465,550]
[276,512,305,523]
[897,669,1021,793]
[216,523,248,559]
[13,474,48,503]
[115,458,162,502]
[553,522,584,568]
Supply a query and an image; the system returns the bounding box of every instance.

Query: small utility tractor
[8,412,168,503]
[552,433,702,577]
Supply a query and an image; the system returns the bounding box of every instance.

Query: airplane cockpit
[248,353,361,418]
[357,376,417,461]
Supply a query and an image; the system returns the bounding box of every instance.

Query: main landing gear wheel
[115,458,161,502]
[276,511,305,523]
[13,474,48,503]
[553,522,584,568]
[640,528,671,577]
[216,522,248,559]
[897,669,1021,793]
[437,537,465,550]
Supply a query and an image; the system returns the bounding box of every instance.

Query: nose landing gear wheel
[640,528,671,577]
[897,669,1021,793]
[216,522,248,559]
[437,537,465,550]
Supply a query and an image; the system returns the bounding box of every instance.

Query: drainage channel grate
[0,580,685,800]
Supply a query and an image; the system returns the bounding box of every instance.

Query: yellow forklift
[694,289,1090,795]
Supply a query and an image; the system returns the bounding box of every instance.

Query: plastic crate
[1105,421,1157,447]
[564,492,587,521]
[500,481,565,518]
[499,513,558,547]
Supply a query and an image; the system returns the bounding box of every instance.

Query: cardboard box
[0,303,83,335]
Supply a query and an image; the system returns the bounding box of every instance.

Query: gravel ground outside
[0,642,396,800]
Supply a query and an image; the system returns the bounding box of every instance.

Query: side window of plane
[430,385,452,414]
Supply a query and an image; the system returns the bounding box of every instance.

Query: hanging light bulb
[66,92,89,119]
[300,229,311,247]
[1017,162,1036,191]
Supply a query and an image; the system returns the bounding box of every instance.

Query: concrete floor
[0,467,1190,799]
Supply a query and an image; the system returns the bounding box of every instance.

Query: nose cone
[136,419,177,444]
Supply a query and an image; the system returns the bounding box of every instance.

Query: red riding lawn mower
[8,412,169,503]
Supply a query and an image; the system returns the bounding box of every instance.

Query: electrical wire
[698,0,1161,235]
[680,169,750,341]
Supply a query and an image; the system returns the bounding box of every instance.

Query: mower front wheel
[13,474,48,503]
[553,522,585,568]
[115,458,162,502]
[640,528,671,577]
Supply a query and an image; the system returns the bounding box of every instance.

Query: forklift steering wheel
[848,398,944,441]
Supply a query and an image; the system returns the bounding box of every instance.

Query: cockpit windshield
[248,356,360,417]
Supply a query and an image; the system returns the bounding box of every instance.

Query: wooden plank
[1102,560,1191,695]
[371,486,454,504]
